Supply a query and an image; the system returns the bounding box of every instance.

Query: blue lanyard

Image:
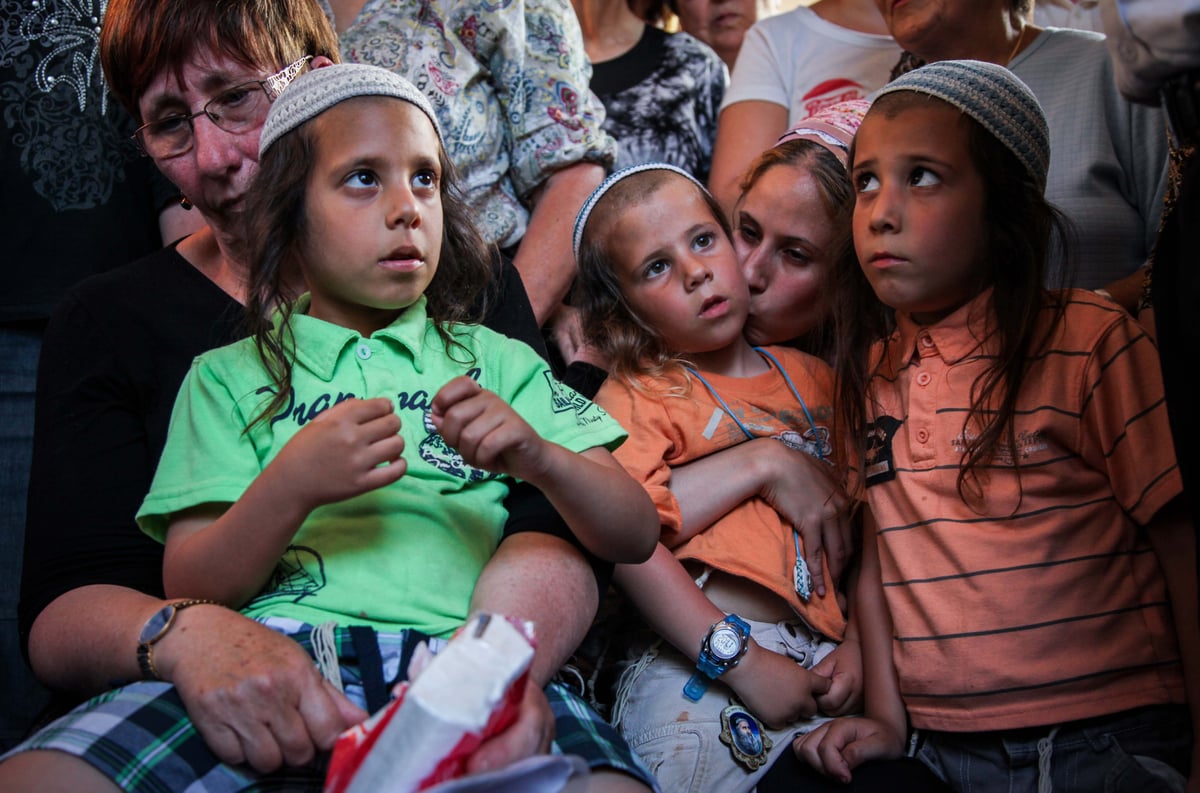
[685,347,824,462]
[685,346,822,600]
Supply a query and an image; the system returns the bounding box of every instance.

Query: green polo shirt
[138,296,624,637]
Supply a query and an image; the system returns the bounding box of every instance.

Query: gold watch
[136,599,220,680]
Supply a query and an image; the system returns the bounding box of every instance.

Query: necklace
[1006,23,1028,65]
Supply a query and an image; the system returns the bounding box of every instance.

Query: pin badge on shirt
[720,699,771,770]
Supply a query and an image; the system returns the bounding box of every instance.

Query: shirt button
[916,372,932,386]
[919,334,934,348]
[356,343,372,360]
[916,428,930,443]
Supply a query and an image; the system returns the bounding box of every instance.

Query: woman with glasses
[2,1,650,790]
[130,55,314,161]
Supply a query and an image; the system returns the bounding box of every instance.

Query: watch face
[710,626,742,660]
[138,605,175,645]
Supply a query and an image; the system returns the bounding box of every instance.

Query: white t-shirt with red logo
[721,5,899,124]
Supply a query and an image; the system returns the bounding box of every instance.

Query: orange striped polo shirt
[862,289,1185,732]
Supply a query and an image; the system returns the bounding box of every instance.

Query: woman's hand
[791,715,905,785]
[755,441,853,597]
[548,304,611,370]
[155,606,367,772]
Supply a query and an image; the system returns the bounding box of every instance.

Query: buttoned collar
[889,289,997,368]
[282,294,434,381]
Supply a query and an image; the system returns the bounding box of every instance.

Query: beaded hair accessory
[260,63,442,154]
[775,99,870,169]
[572,163,708,262]
[874,59,1050,191]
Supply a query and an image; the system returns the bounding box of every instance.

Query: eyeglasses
[132,55,312,159]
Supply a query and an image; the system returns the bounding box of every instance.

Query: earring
[180,195,193,210]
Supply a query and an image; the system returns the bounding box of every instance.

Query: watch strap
[722,614,751,638]
[683,671,711,702]
[136,599,220,680]
[696,643,730,679]
[682,614,751,703]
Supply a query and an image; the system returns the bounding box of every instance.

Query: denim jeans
[0,324,51,750]
[915,704,1192,793]
[613,615,837,793]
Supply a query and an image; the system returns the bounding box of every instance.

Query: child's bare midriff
[695,567,796,624]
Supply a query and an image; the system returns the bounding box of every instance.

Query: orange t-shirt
[596,346,846,640]
[862,289,1185,731]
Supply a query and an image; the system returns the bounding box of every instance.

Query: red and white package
[324,613,536,793]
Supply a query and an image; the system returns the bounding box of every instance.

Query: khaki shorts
[612,615,838,793]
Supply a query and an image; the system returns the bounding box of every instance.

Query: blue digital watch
[683,614,751,702]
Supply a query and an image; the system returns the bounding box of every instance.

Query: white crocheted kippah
[875,59,1049,191]
[572,163,707,262]
[260,63,441,154]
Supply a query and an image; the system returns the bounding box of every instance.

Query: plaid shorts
[2,622,656,792]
